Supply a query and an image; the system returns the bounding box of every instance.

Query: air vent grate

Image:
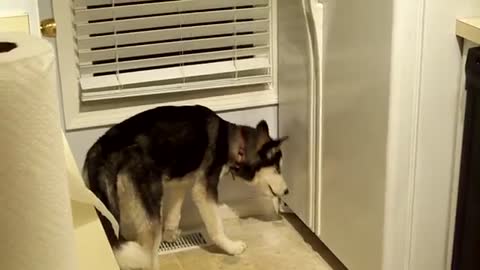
[158,231,210,255]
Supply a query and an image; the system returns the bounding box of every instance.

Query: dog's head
[231,120,289,198]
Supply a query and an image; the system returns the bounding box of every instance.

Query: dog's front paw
[163,228,181,243]
[224,240,247,255]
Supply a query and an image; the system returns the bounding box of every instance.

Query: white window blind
[72,0,272,102]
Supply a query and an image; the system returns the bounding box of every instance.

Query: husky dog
[83,105,288,270]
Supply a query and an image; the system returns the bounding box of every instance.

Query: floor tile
[176,248,257,270]
[157,253,183,270]
[248,247,329,270]
[160,214,346,270]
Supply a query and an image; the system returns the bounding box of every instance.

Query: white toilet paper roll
[0,32,117,270]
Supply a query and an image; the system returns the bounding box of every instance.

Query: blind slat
[75,7,269,36]
[74,0,269,21]
[77,20,269,49]
[78,33,269,62]
[80,46,269,74]
[81,75,272,102]
[74,0,151,8]
[73,0,273,100]
[80,57,270,90]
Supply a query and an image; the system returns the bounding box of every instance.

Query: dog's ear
[277,136,289,145]
[256,120,270,149]
[256,120,269,135]
[260,136,288,157]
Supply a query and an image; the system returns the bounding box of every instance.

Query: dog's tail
[112,241,151,269]
[96,213,151,269]
[83,143,151,269]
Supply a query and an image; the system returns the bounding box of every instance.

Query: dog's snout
[284,189,289,196]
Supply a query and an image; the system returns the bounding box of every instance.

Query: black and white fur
[83,105,288,270]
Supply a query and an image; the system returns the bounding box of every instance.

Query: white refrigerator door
[318,0,392,269]
[278,0,318,231]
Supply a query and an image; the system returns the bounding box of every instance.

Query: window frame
[53,0,278,130]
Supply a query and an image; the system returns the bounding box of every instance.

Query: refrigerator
[278,0,392,269]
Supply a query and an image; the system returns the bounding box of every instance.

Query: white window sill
[64,89,278,130]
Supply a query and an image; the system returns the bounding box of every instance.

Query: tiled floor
[158,214,347,270]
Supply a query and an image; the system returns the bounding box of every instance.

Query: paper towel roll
[0,32,77,270]
[63,133,119,237]
[0,32,117,270]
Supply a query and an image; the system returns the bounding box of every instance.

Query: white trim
[66,90,277,130]
[383,0,426,268]
[53,0,80,130]
[405,1,469,269]
[271,0,278,131]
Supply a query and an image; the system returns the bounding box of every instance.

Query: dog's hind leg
[117,168,163,270]
[151,223,163,270]
[191,173,246,255]
[135,219,162,270]
[163,181,189,242]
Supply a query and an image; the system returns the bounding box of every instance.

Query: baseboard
[279,200,293,214]
[219,196,281,220]
[179,196,281,230]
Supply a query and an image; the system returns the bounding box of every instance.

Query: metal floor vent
[158,231,210,255]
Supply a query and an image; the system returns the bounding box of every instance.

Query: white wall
[385,0,480,269]
[0,0,40,36]
[38,1,279,226]
[408,1,480,269]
